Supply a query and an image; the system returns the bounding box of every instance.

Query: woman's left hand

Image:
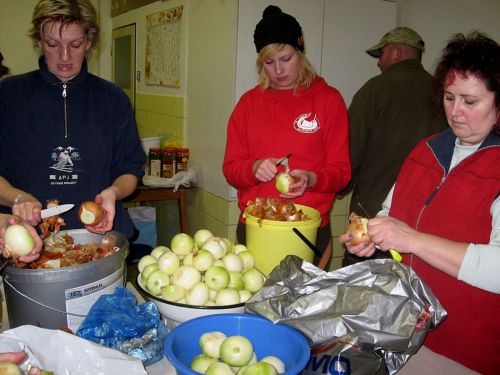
[279,169,315,198]
[83,190,116,234]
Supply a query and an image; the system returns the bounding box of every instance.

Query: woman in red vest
[341,32,500,374]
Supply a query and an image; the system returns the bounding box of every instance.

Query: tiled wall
[135,93,185,144]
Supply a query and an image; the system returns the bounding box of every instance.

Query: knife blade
[276,153,292,173]
[275,153,292,167]
[41,204,75,219]
[357,201,402,262]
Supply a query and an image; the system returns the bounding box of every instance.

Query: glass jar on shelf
[162,147,177,178]
[175,148,189,174]
[149,147,162,177]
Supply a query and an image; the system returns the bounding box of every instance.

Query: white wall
[0,0,101,76]
[185,0,239,198]
[399,0,500,73]
[0,0,39,75]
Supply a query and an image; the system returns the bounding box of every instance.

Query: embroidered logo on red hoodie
[294,113,320,133]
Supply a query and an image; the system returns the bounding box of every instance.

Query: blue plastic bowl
[164,313,310,375]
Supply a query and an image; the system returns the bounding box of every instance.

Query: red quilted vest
[390,131,500,374]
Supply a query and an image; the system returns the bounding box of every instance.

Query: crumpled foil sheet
[245,256,447,374]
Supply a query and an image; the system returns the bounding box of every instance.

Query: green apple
[146,269,170,295]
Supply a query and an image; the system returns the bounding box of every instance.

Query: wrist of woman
[13,192,34,206]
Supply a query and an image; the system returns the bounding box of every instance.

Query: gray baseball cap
[366,27,425,58]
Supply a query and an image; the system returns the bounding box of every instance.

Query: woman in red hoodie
[222,5,350,258]
[341,32,500,374]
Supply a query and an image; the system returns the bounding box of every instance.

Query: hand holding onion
[78,201,105,226]
[1,214,42,262]
[342,214,403,262]
[346,212,371,245]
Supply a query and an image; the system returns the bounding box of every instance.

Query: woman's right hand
[253,158,280,182]
[12,194,42,227]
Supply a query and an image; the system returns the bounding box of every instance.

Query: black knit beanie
[253,5,304,53]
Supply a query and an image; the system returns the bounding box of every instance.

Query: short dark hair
[433,31,500,131]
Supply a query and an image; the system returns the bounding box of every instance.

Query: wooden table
[125,185,189,234]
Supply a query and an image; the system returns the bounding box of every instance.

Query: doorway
[112,23,136,110]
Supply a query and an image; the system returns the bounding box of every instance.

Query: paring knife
[276,153,292,172]
[41,204,75,219]
[356,201,403,262]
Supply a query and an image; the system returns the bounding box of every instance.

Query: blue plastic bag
[76,286,168,366]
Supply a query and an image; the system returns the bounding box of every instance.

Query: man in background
[343,27,447,266]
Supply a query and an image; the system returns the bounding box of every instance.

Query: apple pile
[138,229,266,306]
[191,331,285,375]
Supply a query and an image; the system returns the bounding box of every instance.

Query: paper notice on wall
[145,5,183,87]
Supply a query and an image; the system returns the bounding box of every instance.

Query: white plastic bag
[0,325,147,374]
[142,169,196,191]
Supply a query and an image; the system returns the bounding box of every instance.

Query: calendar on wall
[145,5,183,87]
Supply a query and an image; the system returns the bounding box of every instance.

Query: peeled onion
[275,173,294,194]
[78,201,104,226]
[346,212,371,245]
[3,224,35,257]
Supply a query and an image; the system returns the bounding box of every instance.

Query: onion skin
[346,212,371,245]
[78,201,104,226]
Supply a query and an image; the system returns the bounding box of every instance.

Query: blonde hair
[28,0,99,51]
[256,44,317,91]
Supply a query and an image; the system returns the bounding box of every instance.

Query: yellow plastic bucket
[244,204,321,275]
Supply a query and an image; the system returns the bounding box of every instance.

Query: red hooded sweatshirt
[222,77,350,226]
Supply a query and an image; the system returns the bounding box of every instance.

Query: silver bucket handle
[3,275,87,318]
